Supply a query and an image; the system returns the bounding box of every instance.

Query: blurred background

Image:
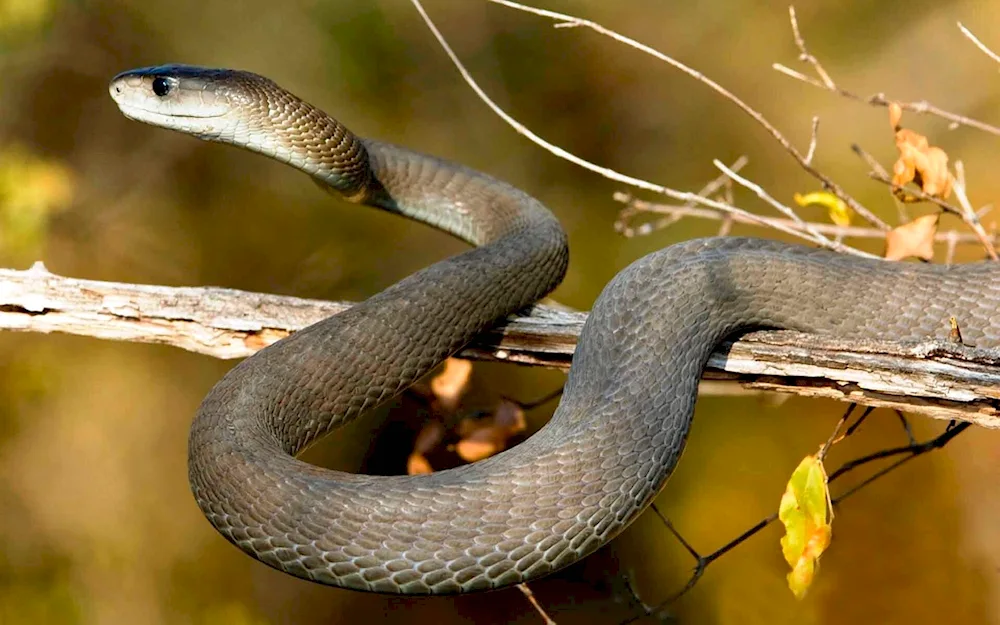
[2,0,1000,623]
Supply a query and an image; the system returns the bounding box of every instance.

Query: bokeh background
[2,0,1000,623]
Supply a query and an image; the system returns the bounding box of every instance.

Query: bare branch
[776,11,1000,137]
[614,157,748,237]
[482,0,888,231]
[787,6,836,89]
[411,0,868,255]
[865,167,1000,260]
[2,266,999,428]
[516,585,555,625]
[631,418,968,620]
[408,0,836,251]
[868,93,1000,137]
[804,115,820,165]
[958,21,1000,66]
[613,194,996,249]
[712,159,843,251]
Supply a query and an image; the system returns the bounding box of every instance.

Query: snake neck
[190,138,567,454]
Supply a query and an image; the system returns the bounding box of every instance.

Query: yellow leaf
[779,454,832,599]
[793,191,852,226]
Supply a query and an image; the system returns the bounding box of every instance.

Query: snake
[108,64,1000,595]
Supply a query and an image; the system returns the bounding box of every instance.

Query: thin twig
[485,0,888,231]
[804,116,820,165]
[787,6,835,89]
[818,404,857,461]
[868,94,1000,137]
[517,584,555,624]
[775,11,1000,137]
[865,168,999,260]
[713,159,837,248]
[958,22,1000,66]
[613,156,747,237]
[949,160,998,258]
[408,0,875,255]
[895,410,917,446]
[614,194,996,246]
[845,406,877,438]
[410,0,867,256]
[633,418,969,620]
[849,143,891,180]
[827,421,970,484]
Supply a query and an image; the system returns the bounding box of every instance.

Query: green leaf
[778,454,832,599]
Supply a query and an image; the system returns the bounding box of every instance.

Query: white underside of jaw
[116,102,228,137]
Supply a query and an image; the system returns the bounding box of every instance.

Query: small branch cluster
[416,0,1000,264]
[404,0,1000,618]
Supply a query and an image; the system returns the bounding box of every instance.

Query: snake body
[109,65,1000,595]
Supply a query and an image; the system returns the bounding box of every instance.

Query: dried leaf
[407,420,445,475]
[779,455,832,599]
[454,439,500,463]
[948,316,964,345]
[888,101,903,130]
[412,420,445,455]
[493,399,527,433]
[454,400,526,463]
[892,128,954,200]
[884,213,939,261]
[794,191,852,226]
[430,357,473,411]
[406,453,434,475]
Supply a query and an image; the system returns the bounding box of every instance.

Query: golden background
[2,0,999,623]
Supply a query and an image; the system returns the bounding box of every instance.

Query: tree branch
[3,264,999,429]
[773,9,1000,137]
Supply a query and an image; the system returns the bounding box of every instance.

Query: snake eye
[152,76,171,97]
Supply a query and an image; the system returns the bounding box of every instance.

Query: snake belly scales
[108,65,999,595]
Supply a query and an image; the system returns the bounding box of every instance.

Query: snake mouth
[113,100,227,121]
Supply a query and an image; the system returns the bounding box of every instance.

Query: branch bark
[3,264,999,429]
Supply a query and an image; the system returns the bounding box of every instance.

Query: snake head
[109,64,297,148]
[109,64,372,199]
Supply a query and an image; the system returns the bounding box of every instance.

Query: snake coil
[110,64,1000,594]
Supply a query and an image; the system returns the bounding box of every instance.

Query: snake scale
[109,64,1000,595]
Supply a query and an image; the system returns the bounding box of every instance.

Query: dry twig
[401,3,1000,614]
[958,22,1000,66]
[850,142,1000,260]
[407,0,881,258]
[613,157,747,237]
[483,0,887,230]
[774,8,1000,137]
[623,419,968,622]
[614,194,995,250]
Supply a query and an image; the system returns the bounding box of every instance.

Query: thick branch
[2,265,999,428]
